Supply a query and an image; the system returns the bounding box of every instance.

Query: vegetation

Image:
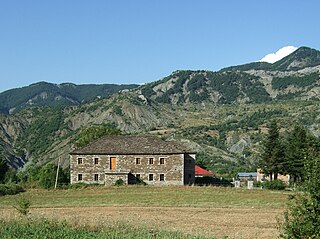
[260,120,285,180]
[17,106,66,156]
[13,196,31,216]
[0,157,9,183]
[16,162,69,189]
[272,73,319,90]
[0,219,211,239]
[280,155,320,238]
[263,180,286,190]
[114,178,125,186]
[0,82,138,114]
[0,184,24,196]
[75,124,121,148]
[0,186,288,209]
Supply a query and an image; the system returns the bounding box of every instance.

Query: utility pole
[54,156,61,189]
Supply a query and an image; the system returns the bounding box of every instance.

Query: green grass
[0,218,210,239]
[0,186,289,209]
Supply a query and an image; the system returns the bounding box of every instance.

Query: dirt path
[0,206,284,239]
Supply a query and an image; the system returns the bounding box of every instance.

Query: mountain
[0,82,139,114]
[139,47,320,105]
[1,46,320,175]
[222,46,320,72]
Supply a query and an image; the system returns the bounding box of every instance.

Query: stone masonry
[70,135,196,186]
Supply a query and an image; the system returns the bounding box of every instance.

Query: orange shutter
[110,157,116,170]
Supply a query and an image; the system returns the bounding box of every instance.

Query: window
[136,158,141,165]
[94,174,99,181]
[136,174,140,179]
[149,158,154,165]
[77,158,83,165]
[78,174,83,181]
[94,158,99,165]
[160,158,165,165]
[160,174,165,181]
[149,174,154,181]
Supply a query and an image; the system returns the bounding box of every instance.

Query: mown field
[0,186,290,239]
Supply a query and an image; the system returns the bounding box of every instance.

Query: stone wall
[70,154,108,184]
[105,171,129,185]
[184,154,196,185]
[70,153,194,186]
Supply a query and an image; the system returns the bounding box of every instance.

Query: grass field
[0,186,290,239]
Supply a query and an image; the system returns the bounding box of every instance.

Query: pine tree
[284,125,310,182]
[260,120,284,181]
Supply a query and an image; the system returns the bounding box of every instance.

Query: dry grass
[0,186,289,239]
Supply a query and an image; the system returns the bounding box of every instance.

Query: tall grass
[0,219,212,239]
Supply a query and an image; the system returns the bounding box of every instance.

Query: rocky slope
[1,46,320,174]
[139,47,320,105]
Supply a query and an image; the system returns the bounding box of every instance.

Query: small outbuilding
[237,172,257,181]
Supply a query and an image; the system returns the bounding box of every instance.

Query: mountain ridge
[0,82,139,114]
[1,46,320,175]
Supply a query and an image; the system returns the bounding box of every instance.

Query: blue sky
[0,0,319,93]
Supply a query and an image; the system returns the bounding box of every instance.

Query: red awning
[195,165,214,176]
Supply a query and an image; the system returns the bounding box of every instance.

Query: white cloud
[259,46,298,63]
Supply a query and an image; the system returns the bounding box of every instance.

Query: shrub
[195,176,232,187]
[279,155,320,238]
[114,178,124,186]
[0,184,25,196]
[253,181,263,188]
[13,196,31,216]
[263,180,286,190]
[67,183,102,189]
[0,219,213,239]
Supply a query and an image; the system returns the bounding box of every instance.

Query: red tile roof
[195,165,214,176]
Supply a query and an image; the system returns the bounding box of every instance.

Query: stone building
[70,135,196,186]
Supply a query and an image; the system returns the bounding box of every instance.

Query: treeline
[272,73,319,90]
[0,82,138,114]
[260,121,319,182]
[0,157,69,189]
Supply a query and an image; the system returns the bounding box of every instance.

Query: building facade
[70,135,196,186]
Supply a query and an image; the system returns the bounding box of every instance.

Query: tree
[38,163,69,189]
[260,120,285,180]
[283,125,312,182]
[0,157,9,183]
[75,124,121,148]
[280,151,320,238]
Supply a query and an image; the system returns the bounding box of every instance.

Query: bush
[13,196,31,216]
[114,178,124,186]
[263,180,286,190]
[67,183,102,189]
[253,181,263,188]
[0,184,25,196]
[195,176,232,187]
[279,155,320,238]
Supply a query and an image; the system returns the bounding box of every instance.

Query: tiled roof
[195,165,214,176]
[70,135,194,155]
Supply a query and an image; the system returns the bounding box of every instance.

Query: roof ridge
[71,135,195,155]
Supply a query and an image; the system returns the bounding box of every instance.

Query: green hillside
[1,46,320,176]
[0,82,139,114]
